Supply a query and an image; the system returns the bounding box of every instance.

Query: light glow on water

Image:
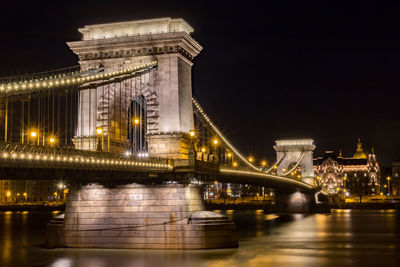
[0,210,399,266]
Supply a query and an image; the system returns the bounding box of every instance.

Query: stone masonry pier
[46,183,238,249]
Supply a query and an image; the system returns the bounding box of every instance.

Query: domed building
[353,138,368,159]
[314,139,381,194]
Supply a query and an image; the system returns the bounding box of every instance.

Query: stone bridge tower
[274,139,316,185]
[68,18,202,159]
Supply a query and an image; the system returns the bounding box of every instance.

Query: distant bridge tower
[68,18,202,159]
[274,139,316,185]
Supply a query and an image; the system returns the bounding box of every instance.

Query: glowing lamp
[261,160,267,166]
[96,128,103,135]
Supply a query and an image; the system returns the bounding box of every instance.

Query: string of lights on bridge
[0,61,158,94]
[0,146,171,171]
[192,98,304,180]
[192,98,269,173]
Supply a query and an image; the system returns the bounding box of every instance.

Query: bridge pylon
[274,139,316,185]
[68,18,202,159]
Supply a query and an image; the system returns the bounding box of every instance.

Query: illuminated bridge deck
[0,143,171,180]
[0,142,314,192]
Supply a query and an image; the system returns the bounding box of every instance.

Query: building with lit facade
[314,139,380,194]
[392,160,400,195]
[0,179,57,204]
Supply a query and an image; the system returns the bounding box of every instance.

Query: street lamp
[261,160,267,167]
[212,138,219,163]
[212,138,219,145]
[29,130,38,145]
[189,130,195,137]
[49,136,56,146]
[58,183,64,190]
[387,176,391,196]
[133,118,140,125]
[96,127,103,151]
[96,128,103,135]
[248,156,254,163]
[200,147,206,161]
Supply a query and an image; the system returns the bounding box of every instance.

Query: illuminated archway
[127,95,147,156]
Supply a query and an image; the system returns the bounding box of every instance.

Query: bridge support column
[275,191,315,213]
[46,183,237,249]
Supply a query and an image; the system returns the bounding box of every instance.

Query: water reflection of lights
[51,258,73,267]
[380,209,396,213]
[333,209,351,213]
[265,214,279,221]
[293,214,304,220]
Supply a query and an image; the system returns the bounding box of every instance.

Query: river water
[0,209,399,267]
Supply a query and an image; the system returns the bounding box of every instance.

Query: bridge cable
[282,152,305,176]
[264,152,286,173]
[192,98,261,172]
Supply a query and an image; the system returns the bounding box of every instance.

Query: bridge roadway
[0,142,313,193]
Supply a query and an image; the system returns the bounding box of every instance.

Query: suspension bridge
[0,17,325,249]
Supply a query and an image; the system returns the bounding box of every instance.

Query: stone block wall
[46,183,237,249]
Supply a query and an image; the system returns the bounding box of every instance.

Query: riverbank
[1,201,399,213]
[0,204,65,212]
[206,201,400,211]
[332,202,400,210]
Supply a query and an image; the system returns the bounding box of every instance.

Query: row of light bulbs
[0,151,169,169]
[192,98,261,172]
[0,61,157,92]
[190,131,300,181]
[192,98,279,174]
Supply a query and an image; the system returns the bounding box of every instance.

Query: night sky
[1,0,399,166]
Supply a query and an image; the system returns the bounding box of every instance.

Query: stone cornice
[274,145,316,152]
[67,32,202,60]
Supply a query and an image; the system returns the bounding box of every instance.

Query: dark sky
[1,0,399,166]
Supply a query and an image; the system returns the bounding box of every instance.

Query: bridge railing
[0,65,81,84]
[0,142,171,172]
[0,61,157,97]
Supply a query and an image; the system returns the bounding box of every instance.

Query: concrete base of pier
[45,183,237,249]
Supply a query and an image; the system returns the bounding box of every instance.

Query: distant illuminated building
[314,139,380,194]
[392,160,400,195]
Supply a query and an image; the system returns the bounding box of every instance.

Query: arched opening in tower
[127,95,147,156]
